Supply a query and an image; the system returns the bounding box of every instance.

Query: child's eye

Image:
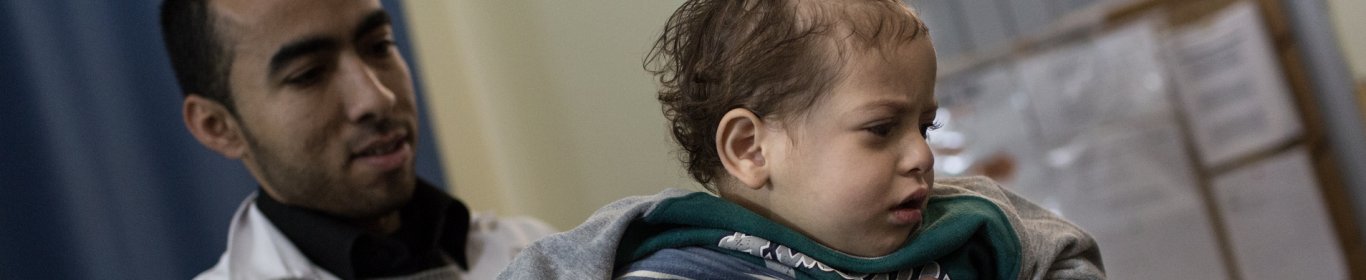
[865,122,899,137]
[919,121,943,139]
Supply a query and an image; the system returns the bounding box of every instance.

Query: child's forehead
[799,0,928,46]
[777,0,929,76]
[816,38,939,114]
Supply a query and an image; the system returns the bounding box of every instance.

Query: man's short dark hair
[161,0,236,114]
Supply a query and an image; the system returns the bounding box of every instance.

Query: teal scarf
[615,192,1022,280]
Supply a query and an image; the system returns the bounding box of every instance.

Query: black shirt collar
[254,178,471,279]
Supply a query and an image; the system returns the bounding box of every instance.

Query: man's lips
[351,131,409,159]
[349,131,412,173]
[349,130,414,174]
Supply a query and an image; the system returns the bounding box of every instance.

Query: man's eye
[284,67,324,86]
[919,121,943,138]
[367,39,396,57]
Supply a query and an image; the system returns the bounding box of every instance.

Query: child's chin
[867,239,913,257]
[865,232,919,257]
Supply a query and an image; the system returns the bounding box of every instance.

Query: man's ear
[716,108,769,189]
[183,95,247,159]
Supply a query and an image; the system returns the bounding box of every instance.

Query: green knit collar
[615,192,1021,279]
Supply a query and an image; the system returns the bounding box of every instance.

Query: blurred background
[1,0,1363,279]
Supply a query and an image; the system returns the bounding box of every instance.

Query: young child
[500,0,1103,279]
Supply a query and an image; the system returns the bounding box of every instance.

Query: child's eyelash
[919,121,943,140]
[926,121,944,131]
[865,121,942,138]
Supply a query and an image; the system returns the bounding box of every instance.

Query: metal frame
[1282,0,1366,243]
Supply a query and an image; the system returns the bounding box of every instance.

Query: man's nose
[340,57,396,124]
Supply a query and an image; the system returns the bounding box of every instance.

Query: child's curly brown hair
[646,0,929,191]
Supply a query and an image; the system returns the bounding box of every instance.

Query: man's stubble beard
[238,118,414,220]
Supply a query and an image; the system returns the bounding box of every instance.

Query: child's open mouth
[890,190,928,226]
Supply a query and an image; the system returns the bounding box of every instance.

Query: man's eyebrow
[267,10,391,77]
[353,10,391,42]
[268,37,339,77]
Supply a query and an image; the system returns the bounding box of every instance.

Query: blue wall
[0,1,445,278]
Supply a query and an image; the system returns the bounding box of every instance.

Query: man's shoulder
[495,188,698,279]
[931,176,1020,207]
[463,213,558,279]
[931,176,1106,279]
[197,194,342,280]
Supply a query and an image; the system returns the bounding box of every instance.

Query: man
[159,0,553,279]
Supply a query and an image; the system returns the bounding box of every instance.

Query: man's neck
[350,211,402,235]
[256,187,405,235]
[249,179,474,278]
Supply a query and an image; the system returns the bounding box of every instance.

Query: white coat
[195,192,556,280]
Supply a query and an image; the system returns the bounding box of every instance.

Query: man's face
[215,0,418,218]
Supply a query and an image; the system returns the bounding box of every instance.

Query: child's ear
[716,108,769,189]
[183,95,248,159]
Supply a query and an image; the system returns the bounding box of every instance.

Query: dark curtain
[0,1,447,278]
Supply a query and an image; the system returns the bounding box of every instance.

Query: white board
[1212,149,1347,279]
[1167,2,1302,168]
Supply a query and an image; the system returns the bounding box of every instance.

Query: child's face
[760,37,937,257]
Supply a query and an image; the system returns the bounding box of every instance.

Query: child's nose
[898,137,935,178]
